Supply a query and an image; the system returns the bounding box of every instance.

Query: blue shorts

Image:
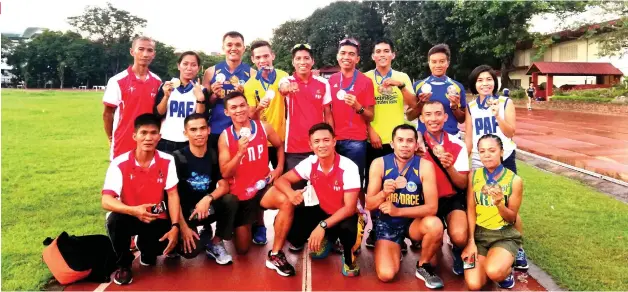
[335,139,367,188]
[375,219,411,245]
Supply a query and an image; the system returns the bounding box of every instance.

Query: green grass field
[2,89,628,290]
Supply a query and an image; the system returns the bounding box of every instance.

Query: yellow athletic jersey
[472,167,517,230]
[365,69,415,144]
[244,69,289,146]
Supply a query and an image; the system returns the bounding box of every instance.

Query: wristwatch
[206,194,215,202]
[397,83,406,90]
[196,99,205,104]
[171,223,180,229]
[319,221,328,229]
[356,106,365,114]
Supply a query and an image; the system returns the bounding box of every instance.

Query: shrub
[510,89,526,99]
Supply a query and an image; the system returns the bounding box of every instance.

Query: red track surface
[513,108,628,182]
[65,211,545,291]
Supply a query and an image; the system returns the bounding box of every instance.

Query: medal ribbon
[257,68,276,91]
[484,164,504,184]
[427,131,444,145]
[340,69,359,127]
[394,156,416,178]
[477,95,495,110]
[374,69,392,86]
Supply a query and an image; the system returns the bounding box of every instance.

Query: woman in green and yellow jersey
[462,134,523,290]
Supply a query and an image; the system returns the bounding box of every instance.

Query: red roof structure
[526,62,624,76]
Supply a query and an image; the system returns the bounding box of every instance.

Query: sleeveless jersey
[472,167,517,230]
[365,69,414,144]
[467,95,517,162]
[209,61,252,134]
[376,154,424,225]
[160,80,200,142]
[224,119,269,201]
[413,75,466,135]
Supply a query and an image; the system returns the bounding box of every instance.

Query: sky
[0,1,617,54]
[0,0,337,53]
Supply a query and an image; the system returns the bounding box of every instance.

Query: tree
[67,2,147,78]
[149,41,177,79]
[271,19,310,72]
[581,2,628,57]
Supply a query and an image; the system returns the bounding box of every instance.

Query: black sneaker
[113,267,133,285]
[265,250,296,277]
[139,254,156,266]
[365,229,376,248]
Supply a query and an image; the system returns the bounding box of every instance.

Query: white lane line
[306,246,312,292]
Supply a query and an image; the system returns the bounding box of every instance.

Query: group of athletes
[100,31,528,290]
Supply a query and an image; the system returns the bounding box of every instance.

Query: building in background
[1,27,46,87]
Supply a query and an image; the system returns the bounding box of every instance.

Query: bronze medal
[395,176,407,189]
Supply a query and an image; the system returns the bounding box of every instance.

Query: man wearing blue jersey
[407,44,466,138]
[365,124,444,288]
[201,31,257,150]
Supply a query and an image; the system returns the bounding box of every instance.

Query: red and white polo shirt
[103,66,162,160]
[102,150,178,219]
[328,71,375,141]
[423,131,469,198]
[280,73,331,154]
[291,153,360,215]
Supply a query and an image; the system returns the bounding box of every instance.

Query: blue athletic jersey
[209,61,252,134]
[376,154,424,225]
[413,75,467,135]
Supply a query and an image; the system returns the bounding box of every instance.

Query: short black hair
[250,40,272,56]
[478,134,504,150]
[427,44,451,61]
[308,123,335,137]
[421,100,445,113]
[184,113,207,128]
[468,65,499,95]
[134,113,161,132]
[178,51,201,65]
[222,31,244,43]
[223,91,246,108]
[291,44,313,58]
[373,38,395,52]
[391,124,418,141]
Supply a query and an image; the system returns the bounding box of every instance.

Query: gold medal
[395,176,407,189]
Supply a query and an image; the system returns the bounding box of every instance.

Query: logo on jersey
[128,86,135,93]
[333,180,340,192]
[315,89,322,99]
[406,181,417,192]
[157,170,164,184]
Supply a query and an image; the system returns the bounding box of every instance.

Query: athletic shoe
[113,267,133,285]
[252,225,268,245]
[266,250,296,276]
[341,253,360,277]
[515,248,529,270]
[498,270,515,289]
[139,254,156,266]
[410,239,422,250]
[130,236,138,252]
[165,252,180,259]
[288,242,304,252]
[310,236,332,259]
[365,229,376,248]
[401,241,408,253]
[452,246,464,276]
[415,262,444,289]
[528,107,532,111]
[332,238,343,254]
[206,240,233,265]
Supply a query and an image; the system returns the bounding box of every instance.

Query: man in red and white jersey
[103,36,162,161]
[278,44,333,189]
[419,100,469,276]
[101,114,181,285]
[217,91,298,277]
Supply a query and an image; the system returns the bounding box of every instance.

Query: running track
[512,108,628,182]
[66,211,544,291]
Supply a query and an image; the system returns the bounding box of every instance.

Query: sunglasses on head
[292,43,312,50]
[339,38,359,47]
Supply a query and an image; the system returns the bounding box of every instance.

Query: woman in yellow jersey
[462,134,523,290]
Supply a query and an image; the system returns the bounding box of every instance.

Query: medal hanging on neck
[484,164,504,185]
[375,69,392,95]
[393,156,415,189]
[232,120,256,140]
[258,68,277,100]
[427,131,445,156]
[338,69,358,127]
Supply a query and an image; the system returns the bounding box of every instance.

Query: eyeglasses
[292,43,312,50]
[339,38,359,47]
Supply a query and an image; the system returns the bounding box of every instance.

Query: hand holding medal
[446,85,461,108]
[382,179,396,195]
[239,127,251,139]
[488,96,500,116]
[170,77,181,88]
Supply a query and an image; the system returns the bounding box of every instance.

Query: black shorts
[268,146,279,170]
[233,188,266,228]
[436,192,466,227]
[284,152,313,190]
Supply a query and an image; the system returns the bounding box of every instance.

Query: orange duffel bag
[42,231,117,285]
